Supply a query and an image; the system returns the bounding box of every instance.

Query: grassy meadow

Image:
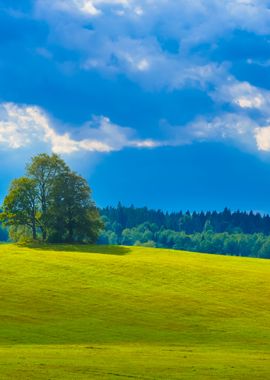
[0,244,269,379]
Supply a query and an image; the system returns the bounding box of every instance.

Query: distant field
[0,244,269,379]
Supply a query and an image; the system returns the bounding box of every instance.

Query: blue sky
[1,0,270,211]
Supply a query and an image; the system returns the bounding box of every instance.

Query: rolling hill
[0,244,269,379]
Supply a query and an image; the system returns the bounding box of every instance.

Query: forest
[99,204,270,258]
[2,168,270,259]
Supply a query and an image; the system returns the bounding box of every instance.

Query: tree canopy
[1,154,102,243]
[99,204,270,258]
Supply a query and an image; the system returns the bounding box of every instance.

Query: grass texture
[0,244,269,379]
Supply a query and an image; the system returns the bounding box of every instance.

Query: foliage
[101,203,270,234]
[48,171,102,243]
[8,225,33,243]
[0,177,39,239]
[1,154,102,243]
[99,204,270,258]
[26,153,69,240]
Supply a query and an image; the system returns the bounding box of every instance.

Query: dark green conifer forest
[99,204,270,258]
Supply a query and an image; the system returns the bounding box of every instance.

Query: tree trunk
[32,224,37,240]
[32,208,37,240]
[42,229,47,241]
[68,224,73,242]
[41,183,47,241]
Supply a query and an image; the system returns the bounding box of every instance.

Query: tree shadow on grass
[23,244,131,256]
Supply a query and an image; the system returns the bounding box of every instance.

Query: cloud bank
[1,0,270,157]
[1,99,270,156]
[0,103,159,154]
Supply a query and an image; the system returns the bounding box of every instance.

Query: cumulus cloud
[45,0,131,16]
[82,35,224,89]
[1,100,270,160]
[0,103,160,155]
[212,79,270,111]
[254,126,270,151]
[33,0,270,90]
[3,0,270,159]
[204,79,270,153]
[162,113,256,147]
[160,112,270,153]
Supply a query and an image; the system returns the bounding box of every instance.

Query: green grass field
[0,244,270,379]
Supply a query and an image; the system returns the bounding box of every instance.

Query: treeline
[101,204,270,234]
[99,204,270,258]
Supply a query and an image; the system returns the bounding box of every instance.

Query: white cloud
[161,113,266,152]
[34,0,270,90]
[2,102,270,158]
[0,103,160,155]
[11,0,270,158]
[254,126,270,151]
[41,0,131,16]
[82,35,225,89]
[134,6,143,16]
[237,97,263,109]
[212,80,269,110]
[136,58,150,71]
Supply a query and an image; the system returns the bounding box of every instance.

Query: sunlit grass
[0,244,269,379]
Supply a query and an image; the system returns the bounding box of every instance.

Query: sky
[2,0,270,211]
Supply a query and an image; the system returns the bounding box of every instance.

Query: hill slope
[0,244,269,379]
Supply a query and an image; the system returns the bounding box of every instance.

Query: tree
[203,220,214,233]
[1,177,39,240]
[258,238,270,258]
[48,171,103,243]
[27,153,69,241]
[1,154,102,243]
